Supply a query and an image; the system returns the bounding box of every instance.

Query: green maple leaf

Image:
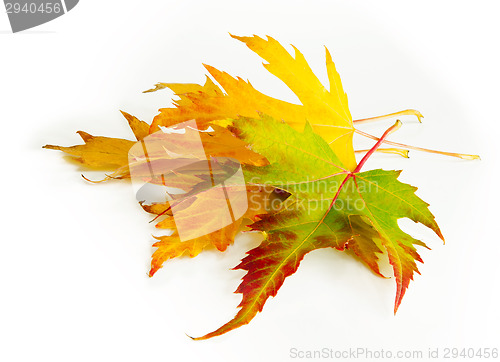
[193,114,443,340]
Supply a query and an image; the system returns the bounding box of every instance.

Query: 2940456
[5,2,62,14]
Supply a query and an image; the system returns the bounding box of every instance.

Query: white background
[1,1,499,361]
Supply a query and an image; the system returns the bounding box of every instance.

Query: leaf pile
[44,34,478,339]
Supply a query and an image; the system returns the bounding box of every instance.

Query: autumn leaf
[43,131,135,174]
[44,110,271,265]
[147,185,277,276]
[44,111,267,181]
[149,219,242,277]
[149,35,355,170]
[148,65,305,132]
[231,35,355,169]
[192,114,442,340]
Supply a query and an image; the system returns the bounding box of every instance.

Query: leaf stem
[354,120,402,173]
[355,128,480,160]
[330,172,354,206]
[332,120,402,205]
[81,174,113,183]
[355,148,409,158]
[353,109,423,124]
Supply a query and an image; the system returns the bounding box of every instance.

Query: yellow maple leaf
[231,35,354,169]
[150,34,356,170]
